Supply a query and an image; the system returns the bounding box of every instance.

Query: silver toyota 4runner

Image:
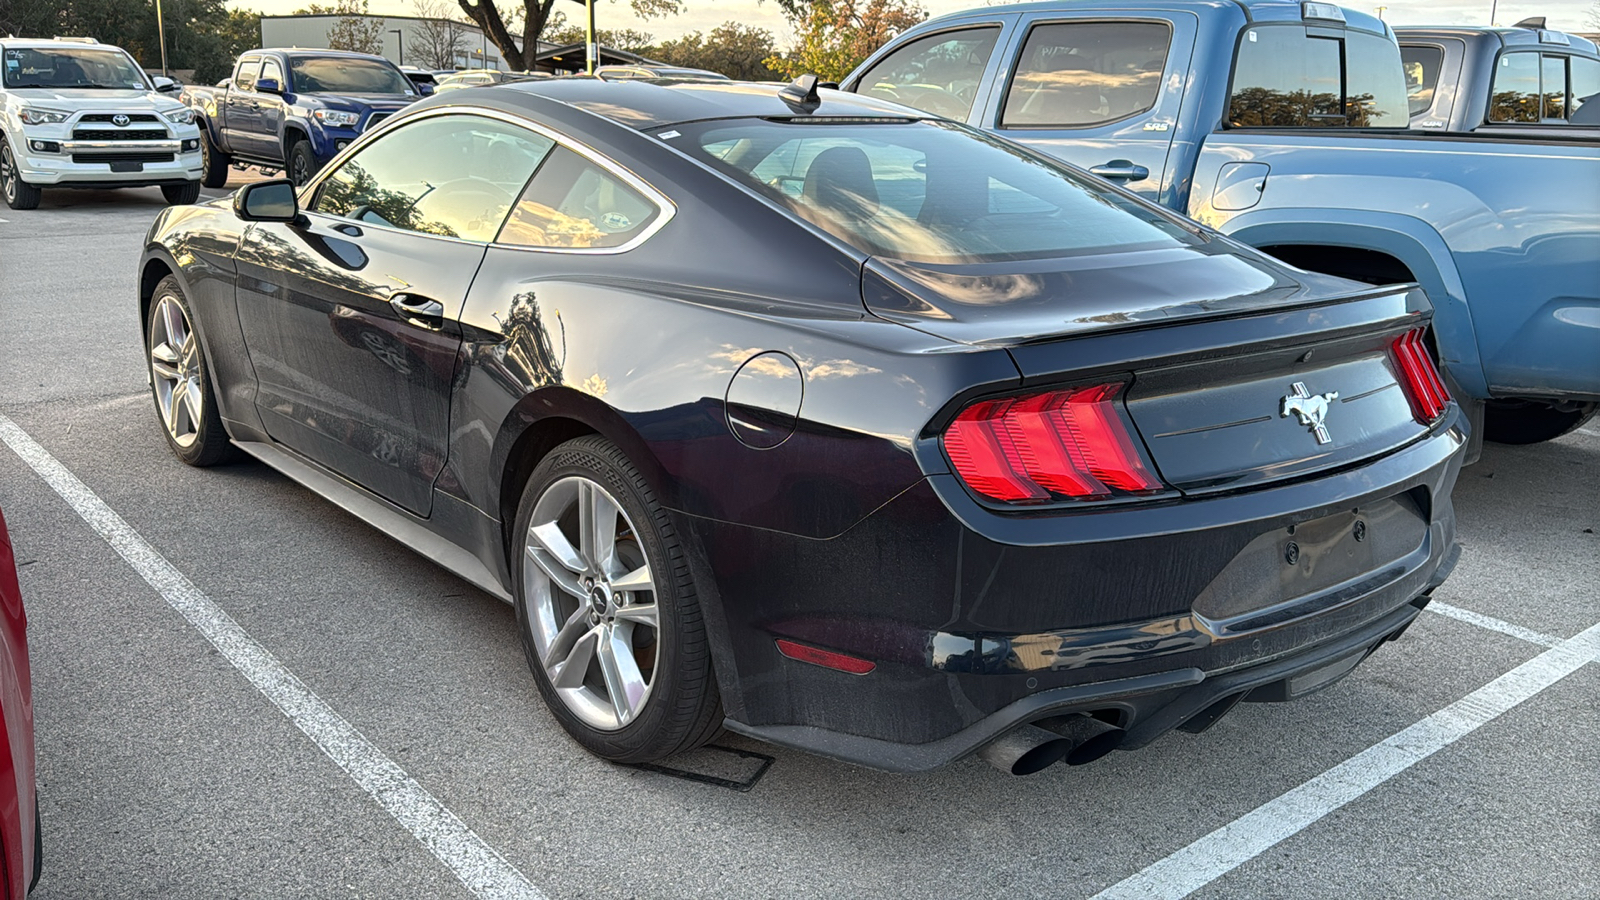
[1,37,203,210]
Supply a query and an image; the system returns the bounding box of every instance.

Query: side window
[1541,55,1567,120]
[856,27,1001,120]
[1572,57,1600,124]
[313,115,554,241]
[499,146,662,250]
[1001,21,1172,128]
[1229,26,1407,127]
[1489,52,1540,122]
[234,56,261,92]
[260,58,284,89]
[1400,44,1444,116]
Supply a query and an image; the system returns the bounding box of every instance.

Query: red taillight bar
[944,382,1163,505]
[1390,329,1450,423]
[775,639,876,675]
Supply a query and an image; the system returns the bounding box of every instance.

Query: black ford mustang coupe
[139,77,1465,775]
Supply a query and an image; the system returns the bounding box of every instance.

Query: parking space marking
[1089,618,1600,900]
[1427,601,1561,648]
[0,414,546,900]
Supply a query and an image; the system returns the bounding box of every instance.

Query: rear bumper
[684,417,1466,772]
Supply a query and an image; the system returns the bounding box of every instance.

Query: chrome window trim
[298,104,676,256]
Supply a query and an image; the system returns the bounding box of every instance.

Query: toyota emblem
[112,114,130,127]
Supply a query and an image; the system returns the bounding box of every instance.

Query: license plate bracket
[108,161,144,173]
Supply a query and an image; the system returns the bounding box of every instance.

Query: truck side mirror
[256,78,282,94]
[152,75,181,93]
[234,179,303,224]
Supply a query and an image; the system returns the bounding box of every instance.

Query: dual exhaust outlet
[977,716,1125,776]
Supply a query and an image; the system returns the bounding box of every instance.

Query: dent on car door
[980,13,1198,203]
[233,112,556,516]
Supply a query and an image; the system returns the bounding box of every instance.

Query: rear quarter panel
[0,511,34,900]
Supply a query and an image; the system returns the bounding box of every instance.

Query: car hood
[6,87,185,112]
[861,240,1372,347]
[300,92,415,107]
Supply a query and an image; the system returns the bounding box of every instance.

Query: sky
[235,0,1599,47]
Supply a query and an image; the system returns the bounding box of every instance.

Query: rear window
[1229,26,1408,127]
[665,118,1195,265]
[1400,44,1444,116]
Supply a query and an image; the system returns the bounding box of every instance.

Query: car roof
[1393,25,1599,56]
[0,38,130,50]
[493,78,922,129]
[921,0,1388,36]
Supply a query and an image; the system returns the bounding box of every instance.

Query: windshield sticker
[657,129,681,140]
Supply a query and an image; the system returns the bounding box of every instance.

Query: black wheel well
[139,258,176,337]
[1257,245,1417,287]
[500,416,599,549]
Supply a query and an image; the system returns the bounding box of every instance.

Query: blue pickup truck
[1397,20,1600,134]
[181,49,417,187]
[846,0,1600,445]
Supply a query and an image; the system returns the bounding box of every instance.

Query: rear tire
[161,181,202,205]
[1483,400,1598,445]
[145,276,237,466]
[512,436,722,764]
[0,139,42,210]
[199,129,230,188]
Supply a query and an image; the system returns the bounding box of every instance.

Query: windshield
[666,118,1196,265]
[2,46,149,90]
[289,57,413,95]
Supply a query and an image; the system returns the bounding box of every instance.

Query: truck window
[856,27,1001,120]
[1001,21,1171,128]
[234,56,262,92]
[1489,52,1540,122]
[1572,57,1600,124]
[1229,26,1407,127]
[261,58,284,89]
[1400,45,1443,116]
[1541,55,1567,119]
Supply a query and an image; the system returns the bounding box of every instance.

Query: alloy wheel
[1,143,15,204]
[149,295,203,448]
[523,476,660,731]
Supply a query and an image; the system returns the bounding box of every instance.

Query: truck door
[225,55,270,158]
[977,12,1199,206]
[253,56,290,157]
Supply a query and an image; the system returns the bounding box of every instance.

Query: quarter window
[1572,57,1600,124]
[1400,45,1444,116]
[313,115,554,241]
[498,146,661,250]
[1541,55,1567,119]
[1489,52,1540,122]
[1228,26,1407,127]
[855,27,1001,120]
[1001,22,1172,128]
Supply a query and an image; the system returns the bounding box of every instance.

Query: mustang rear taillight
[944,382,1163,504]
[1390,328,1450,423]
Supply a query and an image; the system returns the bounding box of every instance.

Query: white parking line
[1089,618,1600,900]
[0,216,9,223]
[1427,601,1561,648]
[0,414,546,900]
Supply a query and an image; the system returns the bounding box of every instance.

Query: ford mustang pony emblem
[1281,382,1338,444]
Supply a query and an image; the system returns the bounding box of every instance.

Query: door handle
[390,293,445,325]
[1088,160,1151,182]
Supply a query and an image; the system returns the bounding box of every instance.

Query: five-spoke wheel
[145,276,235,466]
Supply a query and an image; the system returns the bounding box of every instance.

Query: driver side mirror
[234,179,303,224]
[152,75,181,93]
[256,78,282,94]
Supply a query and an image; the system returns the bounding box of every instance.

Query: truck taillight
[944,382,1163,504]
[1390,329,1450,423]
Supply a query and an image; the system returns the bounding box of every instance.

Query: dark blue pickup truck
[181,49,418,187]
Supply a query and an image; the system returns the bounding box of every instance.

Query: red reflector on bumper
[775,639,876,675]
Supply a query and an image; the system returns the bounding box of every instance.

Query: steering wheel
[406,176,516,239]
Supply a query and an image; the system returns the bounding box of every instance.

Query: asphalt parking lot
[0,183,1596,899]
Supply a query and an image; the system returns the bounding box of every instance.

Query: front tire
[0,138,42,210]
[161,181,202,205]
[199,128,230,188]
[1483,400,1598,445]
[513,436,722,763]
[287,139,319,187]
[145,276,236,466]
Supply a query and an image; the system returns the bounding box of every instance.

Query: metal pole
[155,0,170,77]
[586,0,596,75]
[1374,6,1386,21]
[1489,0,1497,25]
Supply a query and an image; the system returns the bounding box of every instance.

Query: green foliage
[653,22,780,81]
[311,0,386,55]
[765,0,926,83]
[0,0,262,84]
[542,13,655,53]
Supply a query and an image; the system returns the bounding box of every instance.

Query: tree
[765,0,926,83]
[455,0,682,71]
[653,22,780,80]
[311,0,386,54]
[0,0,260,84]
[542,12,655,53]
[410,0,471,68]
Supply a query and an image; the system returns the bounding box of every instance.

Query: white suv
[1,37,203,210]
